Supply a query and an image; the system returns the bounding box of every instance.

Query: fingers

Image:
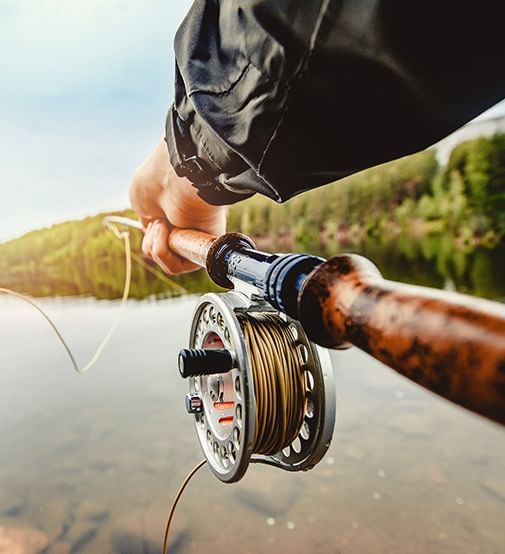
[141,220,199,275]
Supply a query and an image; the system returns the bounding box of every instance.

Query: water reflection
[1,233,505,302]
[297,233,505,302]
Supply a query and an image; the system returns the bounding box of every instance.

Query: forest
[0,133,504,299]
[227,133,505,251]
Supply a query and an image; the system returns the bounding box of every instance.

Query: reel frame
[185,290,336,483]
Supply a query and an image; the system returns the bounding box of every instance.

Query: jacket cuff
[165,105,254,206]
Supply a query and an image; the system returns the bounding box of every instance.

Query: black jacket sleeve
[165,0,505,205]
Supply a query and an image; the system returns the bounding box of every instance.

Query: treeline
[227,133,505,250]
[0,134,503,299]
[0,211,220,299]
[409,134,505,239]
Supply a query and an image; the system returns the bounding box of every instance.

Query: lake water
[1,289,505,553]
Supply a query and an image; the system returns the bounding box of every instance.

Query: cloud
[0,0,189,97]
[0,0,191,240]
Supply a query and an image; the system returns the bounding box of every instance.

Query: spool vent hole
[209,307,216,323]
[306,398,314,418]
[229,442,237,462]
[298,344,309,364]
[300,421,310,440]
[233,427,240,444]
[305,370,315,391]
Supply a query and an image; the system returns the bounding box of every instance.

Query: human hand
[129,137,227,274]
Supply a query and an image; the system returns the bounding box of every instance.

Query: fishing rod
[105,216,505,484]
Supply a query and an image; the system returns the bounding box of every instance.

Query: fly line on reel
[178,291,336,483]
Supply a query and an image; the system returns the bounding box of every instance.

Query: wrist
[161,169,227,231]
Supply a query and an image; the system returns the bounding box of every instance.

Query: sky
[0,0,191,241]
[0,0,504,241]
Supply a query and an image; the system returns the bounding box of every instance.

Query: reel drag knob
[178,348,234,378]
[185,392,204,414]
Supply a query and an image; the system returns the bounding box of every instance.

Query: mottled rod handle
[102,215,218,268]
[298,254,505,426]
[167,229,217,268]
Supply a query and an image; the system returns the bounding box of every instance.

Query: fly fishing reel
[178,290,336,483]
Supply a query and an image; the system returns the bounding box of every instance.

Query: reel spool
[178,291,336,483]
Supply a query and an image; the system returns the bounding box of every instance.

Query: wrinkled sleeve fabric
[166,0,505,205]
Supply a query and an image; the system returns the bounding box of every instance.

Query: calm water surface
[1,292,505,553]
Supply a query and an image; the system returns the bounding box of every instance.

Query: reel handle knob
[178,348,233,378]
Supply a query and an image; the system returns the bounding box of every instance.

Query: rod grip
[167,229,217,268]
[298,254,505,425]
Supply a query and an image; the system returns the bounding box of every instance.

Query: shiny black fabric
[166,0,505,205]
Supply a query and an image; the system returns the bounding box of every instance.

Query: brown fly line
[163,313,308,553]
[240,312,307,455]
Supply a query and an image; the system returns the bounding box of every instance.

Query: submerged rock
[47,542,70,554]
[0,525,49,554]
[65,521,100,553]
[111,530,176,554]
[2,501,27,518]
[74,500,109,524]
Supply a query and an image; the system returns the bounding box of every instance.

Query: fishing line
[108,233,188,295]
[161,458,280,554]
[0,222,132,374]
[162,313,308,553]
[240,313,307,455]
[162,459,207,554]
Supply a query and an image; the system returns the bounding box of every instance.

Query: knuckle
[152,240,169,259]
[141,239,151,257]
